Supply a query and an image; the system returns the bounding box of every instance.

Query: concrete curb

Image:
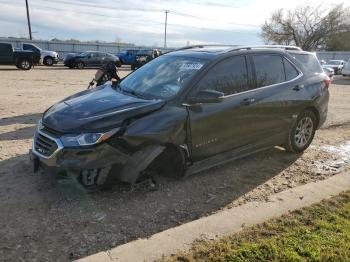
[77,172,350,262]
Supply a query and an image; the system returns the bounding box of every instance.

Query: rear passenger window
[197,56,249,96]
[253,54,285,87]
[283,58,299,80]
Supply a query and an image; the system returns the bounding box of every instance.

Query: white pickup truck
[19,43,59,66]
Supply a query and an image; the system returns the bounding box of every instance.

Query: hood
[42,84,165,133]
[41,50,58,56]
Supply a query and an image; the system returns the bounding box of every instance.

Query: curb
[77,172,350,262]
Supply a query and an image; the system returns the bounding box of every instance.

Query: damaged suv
[31,45,330,190]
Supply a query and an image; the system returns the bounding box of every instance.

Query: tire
[43,56,54,66]
[19,59,32,70]
[77,166,113,192]
[285,110,317,153]
[75,61,84,69]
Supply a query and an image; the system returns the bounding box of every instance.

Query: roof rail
[166,44,238,53]
[228,45,302,52]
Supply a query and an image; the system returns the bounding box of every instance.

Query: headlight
[60,128,120,147]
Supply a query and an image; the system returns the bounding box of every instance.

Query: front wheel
[43,56,54,66]
[77,166,113,191]
[285,110,317,153]
[75,61,84,69]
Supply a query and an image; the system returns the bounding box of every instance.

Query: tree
[325,31,350,51]
[261,4,350,51]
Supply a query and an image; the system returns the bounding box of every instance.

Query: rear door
[246,53,303,141]
[0,44,14,64]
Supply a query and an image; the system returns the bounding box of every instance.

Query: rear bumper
[316,88,329,128]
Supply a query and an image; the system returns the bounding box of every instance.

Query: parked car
[322,66,334,78]
[20,43,59,66]
[342,60,350,77]
[31,45,329,190]
[131,50,162,70]
[0,42,40,70]
[115,49,139,65]
[131,50,154,70]
[64,51,121,69]
[323,60,346,75]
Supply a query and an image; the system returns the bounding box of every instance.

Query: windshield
[79,52,90,57]
[119,55,207,99]
[328,60,342,65]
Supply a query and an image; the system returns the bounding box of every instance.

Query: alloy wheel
[21,60,30,69]
[294,116,314,148]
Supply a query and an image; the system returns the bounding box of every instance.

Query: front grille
[42,125,62,138]
[34,132,58,157]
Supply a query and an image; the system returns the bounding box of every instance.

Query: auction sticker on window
[180,63,203,70]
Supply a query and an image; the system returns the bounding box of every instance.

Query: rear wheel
[285,110,317,153]
[19,59,32,70]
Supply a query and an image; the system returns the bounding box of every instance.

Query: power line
[22,0,260,28]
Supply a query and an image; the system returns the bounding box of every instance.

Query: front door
[187,55,263,161]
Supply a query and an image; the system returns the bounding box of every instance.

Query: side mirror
[188,89,224,104]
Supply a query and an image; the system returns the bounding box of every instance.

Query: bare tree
[261,4,350,50]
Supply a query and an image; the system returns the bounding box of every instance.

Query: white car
[322,66,334,78]
[21,43,59,66]
[323,60,346,75]
[342,60,350,77]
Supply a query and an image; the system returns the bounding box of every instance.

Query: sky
[0,0,348,47]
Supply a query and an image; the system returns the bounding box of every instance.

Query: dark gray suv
[64,51,121,69]
[32,45,330,190]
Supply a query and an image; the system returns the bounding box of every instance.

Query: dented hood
[42,84,165,133]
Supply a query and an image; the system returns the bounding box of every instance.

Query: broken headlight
[60,128,120,147]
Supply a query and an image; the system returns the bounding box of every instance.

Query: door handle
[240,98,255,105]
[293,84,304,91]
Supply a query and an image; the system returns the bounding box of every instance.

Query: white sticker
[180,63,203,70]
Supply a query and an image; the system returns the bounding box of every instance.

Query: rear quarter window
[289,53,323,74]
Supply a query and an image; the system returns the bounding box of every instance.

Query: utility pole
[25,0,32,40]
[164,10,169,48]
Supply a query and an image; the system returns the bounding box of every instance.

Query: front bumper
[31,130,129,172]
[53,56,59,64]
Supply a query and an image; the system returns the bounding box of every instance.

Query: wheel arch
[303,106,320,128]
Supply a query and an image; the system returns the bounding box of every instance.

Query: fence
[1,37,350,61]
[0,37,170,59]
[316,51,350,62]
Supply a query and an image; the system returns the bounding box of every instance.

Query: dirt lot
[1,65,350,261]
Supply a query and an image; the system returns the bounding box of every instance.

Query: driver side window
[196,56,249,96]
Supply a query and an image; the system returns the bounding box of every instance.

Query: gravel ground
[1,66,350,261]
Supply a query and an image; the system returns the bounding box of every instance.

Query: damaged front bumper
[30,129,166,185]
[31,129,129,173]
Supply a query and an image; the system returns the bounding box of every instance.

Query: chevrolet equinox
[31,45,330,190]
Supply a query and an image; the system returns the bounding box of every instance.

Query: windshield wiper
[120,88,146,99]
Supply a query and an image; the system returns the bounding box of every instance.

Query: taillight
[324,78,331,88]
